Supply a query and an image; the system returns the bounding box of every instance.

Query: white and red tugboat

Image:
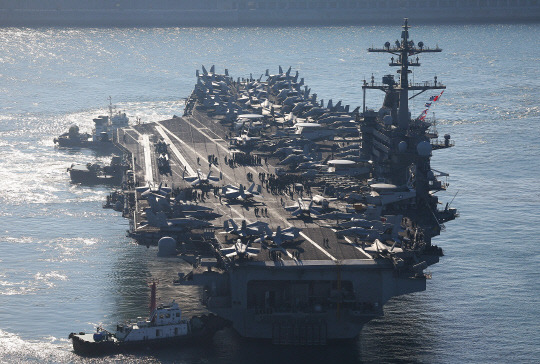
[69,282,228,356]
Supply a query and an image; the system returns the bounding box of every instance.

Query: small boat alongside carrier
[54,97,129,153]
[69,282,229,356]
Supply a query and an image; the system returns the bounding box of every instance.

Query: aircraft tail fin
[247,183,255,194]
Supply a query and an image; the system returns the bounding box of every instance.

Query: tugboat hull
[55,137,120,153]
[70,328,213,356]
[67,165,122,186]
[69,314,230,356]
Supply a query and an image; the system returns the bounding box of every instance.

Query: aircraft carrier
[110,19,458,344]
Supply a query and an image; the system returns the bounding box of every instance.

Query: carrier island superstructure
[111,20,458,344]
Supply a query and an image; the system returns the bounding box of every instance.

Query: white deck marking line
[158,120,301,262]
[267,204,337,262]
[335,230,373,259]
[184,116,262,175]
[154,125,196,177]
[156,122,235,183]
[125,126,142,138]
[299,232,337,261]
[141,134,154,184]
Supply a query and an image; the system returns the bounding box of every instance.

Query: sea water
[0,23,538,363]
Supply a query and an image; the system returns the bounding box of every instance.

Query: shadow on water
[357,294,441,364]
[109,328,361,364]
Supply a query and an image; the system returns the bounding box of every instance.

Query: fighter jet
[338,218,379,229]
[232,132,261,147]
[285,198,321,217]
[255,226,302,246]
[220,239,260,259]
[142,210,213,230]
[222,219,269,237]
[221,183,262,202]
[336,226,380,240]
[311,194,337,209]
[145,192,171,213]
[318,211,366,221]
[278,153,309,166]
[184,168,220,187]
[136,182,171,197]
[170,201,221,220]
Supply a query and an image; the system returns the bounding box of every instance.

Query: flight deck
[116,110,371,263]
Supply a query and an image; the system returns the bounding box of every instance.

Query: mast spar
[363,18,445,130]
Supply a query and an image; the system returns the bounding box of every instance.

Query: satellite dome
[417,141,432,156]
[383,115,393,126]
[158,236,177,257]
[398,141,407,152]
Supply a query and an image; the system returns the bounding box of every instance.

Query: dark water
[0,24,538,363]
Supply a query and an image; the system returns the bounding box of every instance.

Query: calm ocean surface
[0,23,539,363]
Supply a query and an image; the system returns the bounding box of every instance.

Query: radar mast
[363,18,445,130]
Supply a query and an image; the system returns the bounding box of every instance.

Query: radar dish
[417,141,432,156]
